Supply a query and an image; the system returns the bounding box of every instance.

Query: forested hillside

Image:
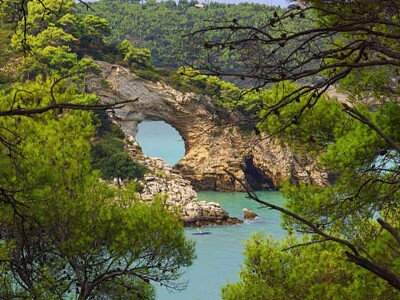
[2,0,399,298]
[77,1,305,69]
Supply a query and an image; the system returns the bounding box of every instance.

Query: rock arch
[90,61,327,191]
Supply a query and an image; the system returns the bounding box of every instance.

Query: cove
[136,120,287,299]
[135,120,185,166]
[156,191,286,300]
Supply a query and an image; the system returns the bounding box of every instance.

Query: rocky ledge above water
[88,60,329,226]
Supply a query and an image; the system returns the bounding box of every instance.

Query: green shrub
[156,170,165,178]
[136,69,161,82]
[91,137,148,180]
[92,111,125,139]
[92,113,146,181]
[100,78,110,88]
[155,68,172,77]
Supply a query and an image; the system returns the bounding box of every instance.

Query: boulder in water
[243,208,258,219]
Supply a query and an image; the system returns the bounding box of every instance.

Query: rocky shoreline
[124,136,242,226]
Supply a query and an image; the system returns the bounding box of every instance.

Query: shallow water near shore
[156,191,286,300]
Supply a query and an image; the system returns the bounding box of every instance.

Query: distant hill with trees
[77,1,304,69]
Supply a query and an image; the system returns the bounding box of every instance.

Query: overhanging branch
[0,99,138,117]
[224,168,400,291]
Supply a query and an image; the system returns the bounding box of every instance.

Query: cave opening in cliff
[135,120,185,166]
[243,156,275,190]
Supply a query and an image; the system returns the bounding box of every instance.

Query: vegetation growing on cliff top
[0,0,194,298]
[2,0,399,298]
[79,0,400,296]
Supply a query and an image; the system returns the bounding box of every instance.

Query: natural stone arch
[90,61,328,191]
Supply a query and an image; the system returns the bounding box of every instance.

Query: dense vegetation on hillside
[83,1,400,296]
[77,0,307,69]
[1,0,399,298]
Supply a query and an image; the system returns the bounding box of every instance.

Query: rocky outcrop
[124,136,241,226]
[182,201,242,227]
[243,208,258,220]
[89,61,327,192]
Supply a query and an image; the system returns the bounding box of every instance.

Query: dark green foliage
[0,76,194,298]
[92,276,155,299]
[91,137,147,180]
[77,1,293,69]
[0,1,194,298]
[102,151,146,180]
[91,111,147,181]
[136,69,161,82]
[218,0,400,294]
[92,110,125,138]
[221,233,399,300]
[0,25,13,83]
[92,136,125,158]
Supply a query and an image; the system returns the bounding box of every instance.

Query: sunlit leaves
[222,233,399,300]
[171,66,240,100]
[0,78,194,297]
[117,39,152,69]
[0,2,195,296]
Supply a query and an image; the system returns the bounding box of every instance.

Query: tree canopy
[0,0,195,298]
[199,0,400,297]
[2,0,399,298]
[76,0,300,70]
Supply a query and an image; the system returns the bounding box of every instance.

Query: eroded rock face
[89,61,327,192]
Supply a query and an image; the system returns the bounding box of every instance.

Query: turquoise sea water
[136,121,287,299]
[156,191,286,300]
[136,120,185,166]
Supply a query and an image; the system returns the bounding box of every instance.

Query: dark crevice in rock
[327,172,340,184]
[190,177,217,191]
[243,155,275,190]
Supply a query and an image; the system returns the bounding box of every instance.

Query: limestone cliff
[89,61,327,192]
